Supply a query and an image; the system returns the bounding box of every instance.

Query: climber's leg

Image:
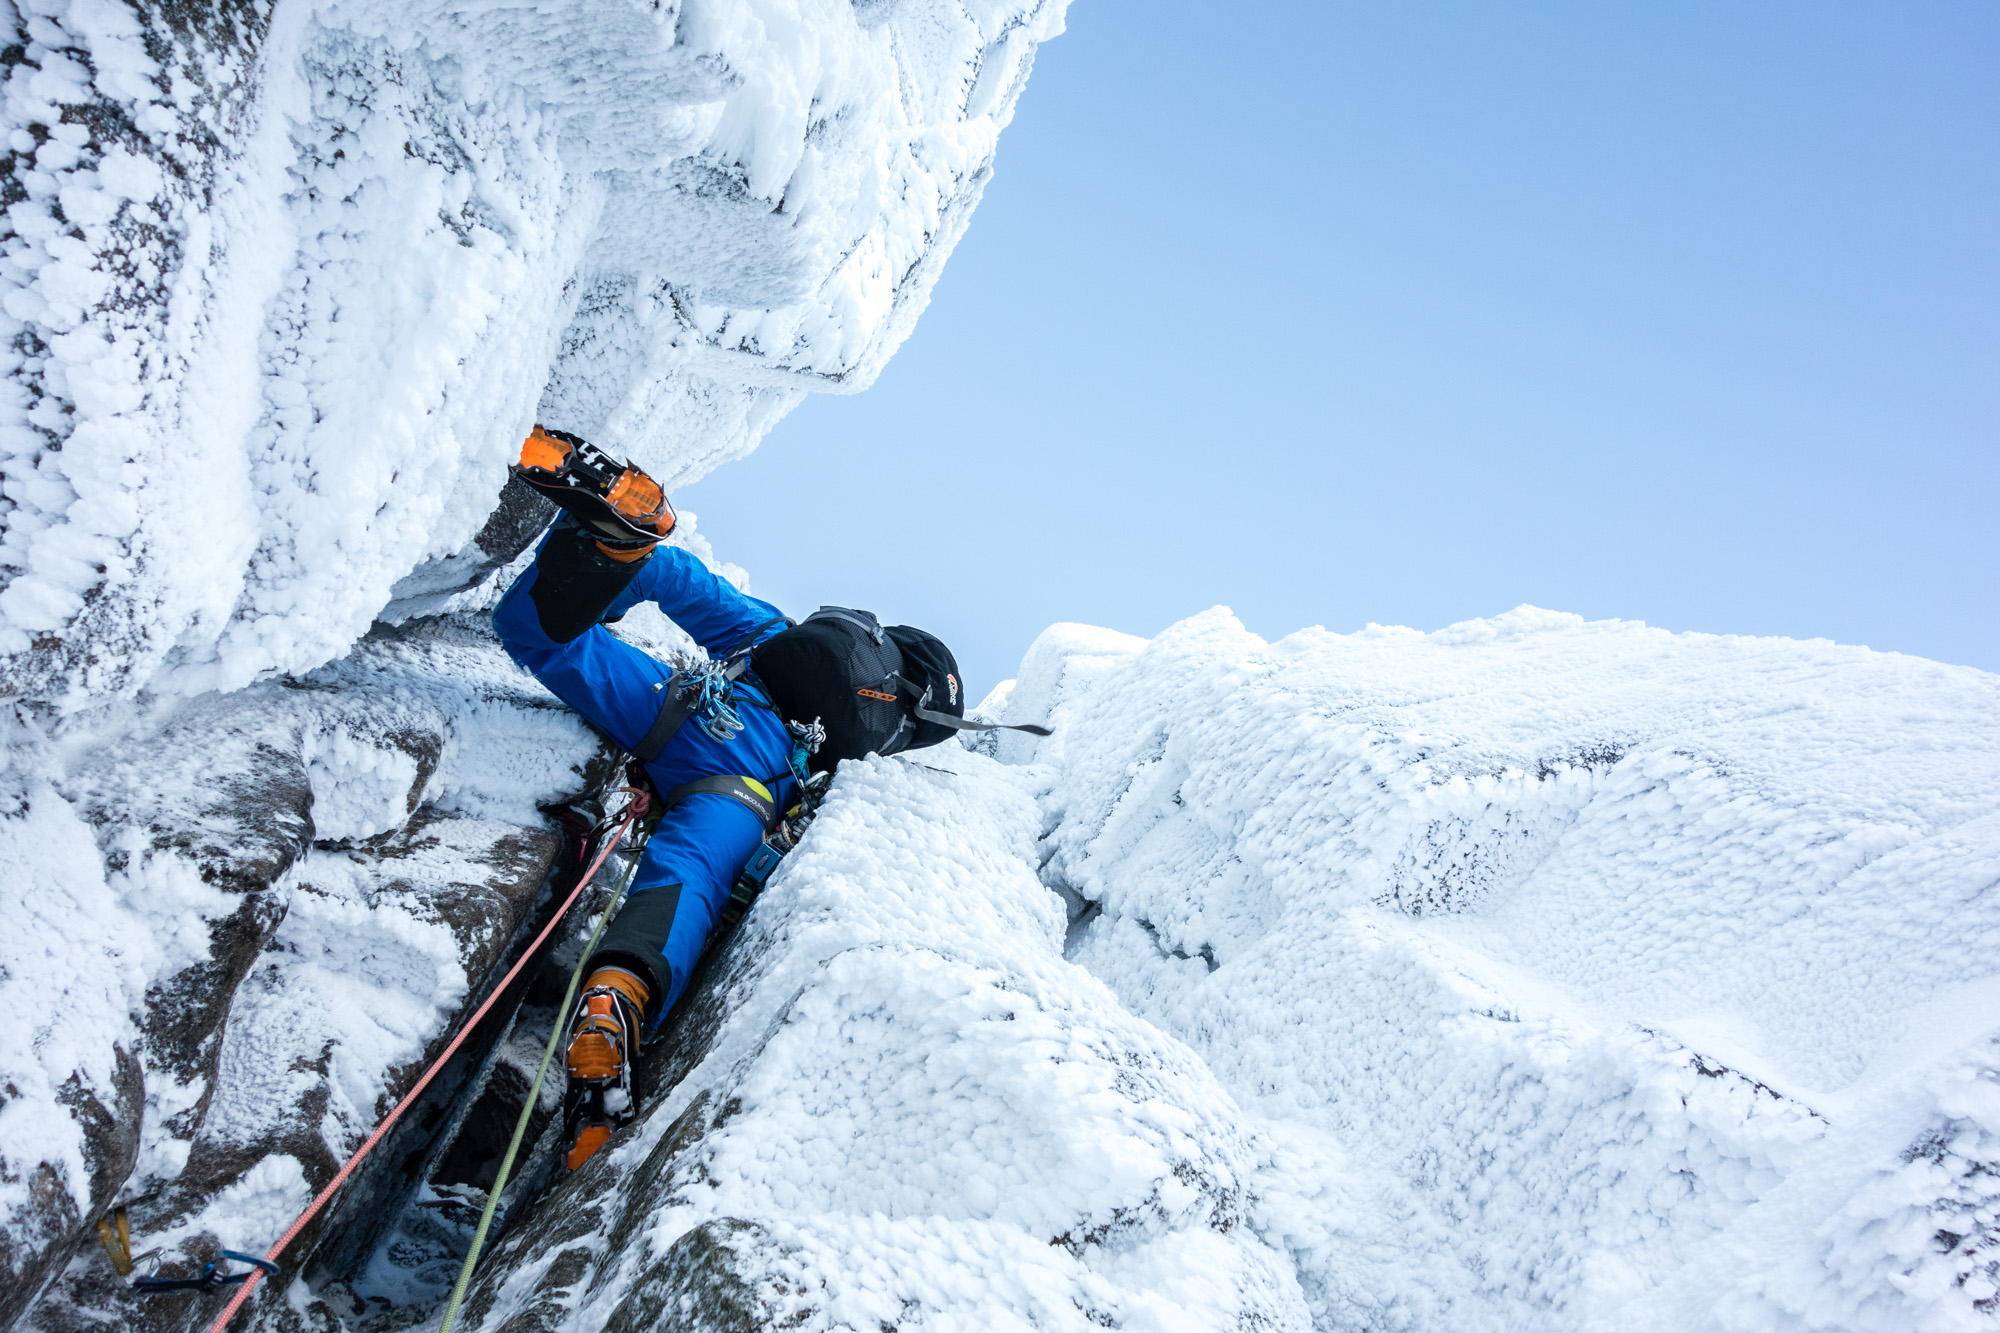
[585,790,766,1022]
[492,524,677,752]
[560,788,765,1169]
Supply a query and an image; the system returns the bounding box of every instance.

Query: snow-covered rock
[447,752,1313,1332]
[218,605,1991,1333]
[1,0,1068,1323]
[12,0,1996,1327]
[992,606,2000,1332]
[0,0,1069,707]
[3,610,616,1331]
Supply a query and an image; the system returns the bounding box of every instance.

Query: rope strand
[435,836,648,1332]
[203,790,650,1333]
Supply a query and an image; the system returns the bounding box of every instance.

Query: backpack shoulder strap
[720,615,794,662]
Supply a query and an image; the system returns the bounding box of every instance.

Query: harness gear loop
[631,658,755,761]
[685,661,746,743]
[786,717,825,790]
[719,765,832,932]
[629,618,793,765]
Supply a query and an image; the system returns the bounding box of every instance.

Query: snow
[1,0,1070,707]
[452,603,2000,1331]
[0,611,609,1319]
[471,750,1314,1330]
[7,0,1998,1326]
[989,605,2000,1331]
[0,774,157,1224]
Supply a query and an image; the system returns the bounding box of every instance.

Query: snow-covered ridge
[1,0,1067,706]
[995,606,2000,1330]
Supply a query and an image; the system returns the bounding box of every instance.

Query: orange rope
[204,790,649,1333]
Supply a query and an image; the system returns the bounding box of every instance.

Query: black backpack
[749,607,1049,771]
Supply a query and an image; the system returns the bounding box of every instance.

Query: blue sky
[682,0,1999,700]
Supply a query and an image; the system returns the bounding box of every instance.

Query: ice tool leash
[202,790,654,1333]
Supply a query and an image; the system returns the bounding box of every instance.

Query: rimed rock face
[5,611,619,1332]
[2,0,1068,1321]
[0,0,1071,1323]
[0,0,1071,707]
[997,608,2000,1332]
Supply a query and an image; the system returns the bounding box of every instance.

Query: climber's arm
[613,545,787,657]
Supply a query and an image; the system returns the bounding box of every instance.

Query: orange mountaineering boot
[512,426,677,562]
[561,966,650,1170]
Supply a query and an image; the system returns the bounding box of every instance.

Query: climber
[490,426,797,1170]
[493,426,1049,1170]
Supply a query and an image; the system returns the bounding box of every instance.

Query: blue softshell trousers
[492,522,793,1027]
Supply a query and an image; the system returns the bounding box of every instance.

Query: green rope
[436,841,645,1333]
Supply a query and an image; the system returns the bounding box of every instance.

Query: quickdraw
[134,1252,281,1296]
[684,660,746,743]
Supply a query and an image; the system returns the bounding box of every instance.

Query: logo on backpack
[947,673,958,705]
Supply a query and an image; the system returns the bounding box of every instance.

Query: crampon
[560,981,644,1169]
[514,426,676,553]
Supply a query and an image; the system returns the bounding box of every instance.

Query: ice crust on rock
[0,0,1072,1319]
[989,605,2000,1332]
[454,752,1315,1332]
[1,612,617,1330]
[9,0,1998,1325]
[0,0,1068,706]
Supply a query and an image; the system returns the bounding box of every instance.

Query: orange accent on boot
[518,426,571,473]
[586,968,651,1013]
[593,540,656,563]
[604,468,675,536]
[566,996,625,1082]
[565,1124,612,1171]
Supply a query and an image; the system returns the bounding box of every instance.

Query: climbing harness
[720,765,830,932]
[202,789,653,1333]
[710,720,830,931]
[630,617,791,763]
[436,809,657,1333]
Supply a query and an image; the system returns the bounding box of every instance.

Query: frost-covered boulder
[0,0,1068,706]
[992,606,2000,1332]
